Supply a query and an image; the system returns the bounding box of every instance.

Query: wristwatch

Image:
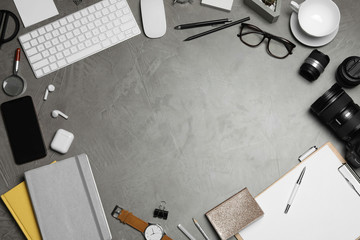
[111,205,172,240]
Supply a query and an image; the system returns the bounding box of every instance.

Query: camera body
[311,83,360,168]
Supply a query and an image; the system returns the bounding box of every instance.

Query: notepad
[206,188,263,240]
[13,0,58,27]
[239,143,360,240]
[1,182,41,240]
[201,0,234,11]
[24,154,112,240]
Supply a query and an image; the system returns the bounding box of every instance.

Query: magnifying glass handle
[14,48,20,75]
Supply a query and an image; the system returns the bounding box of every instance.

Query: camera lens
[336,56,360,88]
[311,84,360,141]
[300,50,330,81]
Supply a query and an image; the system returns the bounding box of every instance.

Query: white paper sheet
[13,0,59,27]
[239,144,360,240]
[201,0,234,11]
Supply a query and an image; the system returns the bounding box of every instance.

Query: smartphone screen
[1,96,47,164]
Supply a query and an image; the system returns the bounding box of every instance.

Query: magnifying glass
[2,48,27,96]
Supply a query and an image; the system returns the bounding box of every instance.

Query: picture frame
[244,0,282,23]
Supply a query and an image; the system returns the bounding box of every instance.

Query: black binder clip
[153,201,168,220]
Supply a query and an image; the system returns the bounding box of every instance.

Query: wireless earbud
[44,84,55,100]
[51,110,68,119]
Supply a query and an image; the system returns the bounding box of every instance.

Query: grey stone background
[0,0,359,239]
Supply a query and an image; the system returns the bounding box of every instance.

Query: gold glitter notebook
[205,188,263,240]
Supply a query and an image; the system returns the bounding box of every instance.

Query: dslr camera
[311,84,360,168]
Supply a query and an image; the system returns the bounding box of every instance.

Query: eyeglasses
[237,23,296,59]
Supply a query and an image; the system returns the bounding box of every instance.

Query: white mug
[290,0,340,37]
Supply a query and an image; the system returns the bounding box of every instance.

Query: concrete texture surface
[0,0,359,239]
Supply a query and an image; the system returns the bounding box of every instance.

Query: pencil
[184,16,250,41]
[174,18,232,30]
[193,218,211,240]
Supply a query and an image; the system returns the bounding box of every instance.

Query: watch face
[144,224,164,240]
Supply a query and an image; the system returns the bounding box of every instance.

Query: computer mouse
[140,0,167,38]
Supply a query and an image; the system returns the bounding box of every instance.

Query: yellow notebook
[1,181,42,240]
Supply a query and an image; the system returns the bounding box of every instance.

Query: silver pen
[284,166,306,214]
[193,218,210,240]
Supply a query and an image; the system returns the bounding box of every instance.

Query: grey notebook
[24,154,112,240]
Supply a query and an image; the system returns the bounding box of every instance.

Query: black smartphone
[1,96,47,164]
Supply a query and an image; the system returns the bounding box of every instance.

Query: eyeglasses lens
[240,26,264,46]
[268,39,289,58]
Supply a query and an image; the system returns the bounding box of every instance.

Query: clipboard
[236,142,360,240]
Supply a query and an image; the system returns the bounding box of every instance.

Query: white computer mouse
[140,0,167,38]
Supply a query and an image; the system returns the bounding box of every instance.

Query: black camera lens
[311,84,360,142]
[336,56,360,88]
[300,50,330,81]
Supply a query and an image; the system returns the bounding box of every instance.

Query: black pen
[175,18,232,30]
[184,16,250,41]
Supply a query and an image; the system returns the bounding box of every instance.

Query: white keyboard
[18,0,140,78]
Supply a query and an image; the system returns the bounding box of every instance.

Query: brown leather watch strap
[162,234,173,240]
[117,209,149,233]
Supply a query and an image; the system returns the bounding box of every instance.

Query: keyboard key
[27,47,38,56]
[45,24,53,32]
[74,12,81,19]
[38,27,46,35]
[80,26,88,33]
[51,38,60,45]
[42,50,50,58]
[56,44,64,52]
[33,58,49,70]
[37,44,45,52]
[52,21,60,29]
[50,63,58,70]
[52,29,60,37]
[60,18,67,26]
[88,6,96,13]
[59,27,67,34]
[23,42,31,50]
[95,2,103,10]
[80,9,89,17]
[78,34,86,42]
[56,52,64,60]
[35,69,43,77]
[67,15,75,22]
[58,59,67,67]
[67,43,102,63]
[78,43,85,50]
[74,20,81,28]
[45,33,52,40]
[49,47,57,55]
[59,35,66,42]
[38,36,46,43]
[64,41,71,48]
[43,66,51,74]
[49,56,57,63]
[31,31,39,38]
[70,46,78,54]
[71,38,79,45]
[29,53,42,63]
[64,49,71,56]
[85,40,92,47]
[20,34,31,42]
[120,21,135,32]
[30,39,38,47]
[66,23,75,31]
[44,41,52,49]
[66,32,74,39]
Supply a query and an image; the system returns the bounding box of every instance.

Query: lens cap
[336,56,360,88]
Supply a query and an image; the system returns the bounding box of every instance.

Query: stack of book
[1,154,112,240]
